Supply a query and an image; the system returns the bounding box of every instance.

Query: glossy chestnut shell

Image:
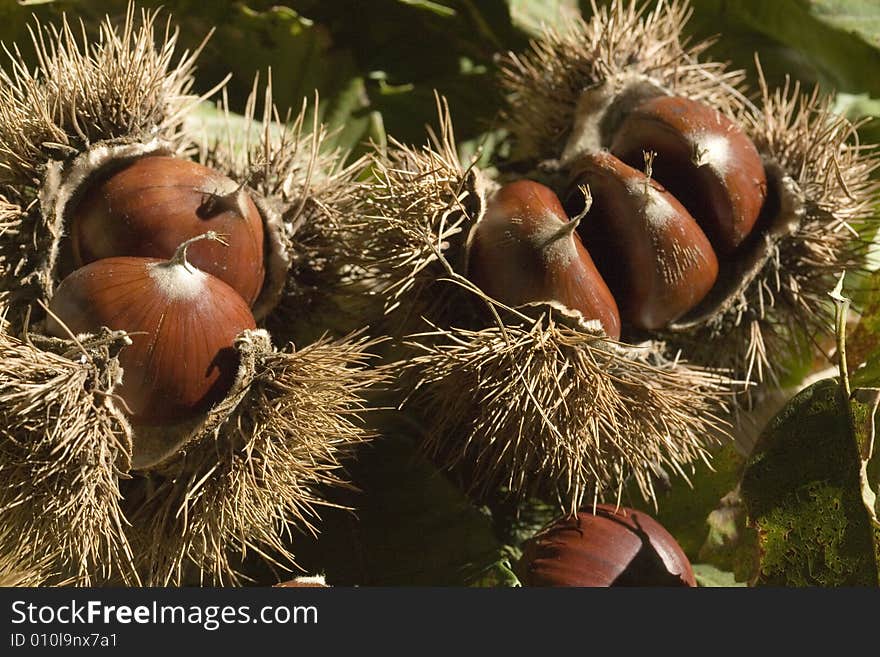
[518,505,696,587]
[567,152,718,331]
[46,249,257,426]
[467,180,622,339]
[70,156,266,306]
[611,95,767,253]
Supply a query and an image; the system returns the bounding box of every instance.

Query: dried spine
[497,0,746,164]
[125,330,382,586]
[198,78,373,340]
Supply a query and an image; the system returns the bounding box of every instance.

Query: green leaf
[692,564,747,588]
[740,377,880,586]
[507,0,582,35]
[586,1,880,96]
[697,486,759,582]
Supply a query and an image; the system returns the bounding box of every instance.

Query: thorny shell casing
[0,5,382,588]
[46,245,257,425]
[568,152,718,331]
[610,95,767,252]
[466,180,621,339]
[71,156,266,306]
[518,505,696,587]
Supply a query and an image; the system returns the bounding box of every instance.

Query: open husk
[357,99,730,512]
[124,330,380,586]
[0,5,383,585]
[497,0,880,395]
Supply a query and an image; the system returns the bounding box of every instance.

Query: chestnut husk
[0,7,381,586]
[354,100,728,513]
[497,0,880,392]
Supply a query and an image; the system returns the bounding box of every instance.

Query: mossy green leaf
[623,443,746,562]
[741,378,880,586]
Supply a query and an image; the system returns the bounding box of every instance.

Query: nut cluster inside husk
[354,0,880,517]
[356,98,730,513]
[498,0,880,392]
[0,5,382,585]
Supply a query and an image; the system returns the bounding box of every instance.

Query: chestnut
[610,95,767,252]
[70,156,266,306]
[466,180,621,339]
[47,233,257,426]
[518,505,696,587]
[567,152,718,331]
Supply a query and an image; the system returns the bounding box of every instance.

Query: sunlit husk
[497,0,880,394]
[0,5,382,585]
[123,330,381,586]
[497,0,746,164]
[0,4,208,189]
[356,100,731,511]
[401,310,727,513]
[0,328,137,585]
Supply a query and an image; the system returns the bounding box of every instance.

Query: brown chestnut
[518,505,696,587]
[610,95,767,252]
[567,152,718,331]
[47,233,257,426]
[466,180,621,339]
[70,156,266,306]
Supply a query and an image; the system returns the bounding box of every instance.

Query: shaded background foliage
[3,0,880,586]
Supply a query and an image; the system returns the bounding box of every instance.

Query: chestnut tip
[567,151,719,331]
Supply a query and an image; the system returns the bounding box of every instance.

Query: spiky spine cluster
[403,312,727,513]
[198,79,373,342]
[125,331,381,586]
[0,330,137,585]
[0,193,24,313]
[497,0,745,162]
[0,4,213,188]
[358,99,476,336]
[497,0,880,393]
